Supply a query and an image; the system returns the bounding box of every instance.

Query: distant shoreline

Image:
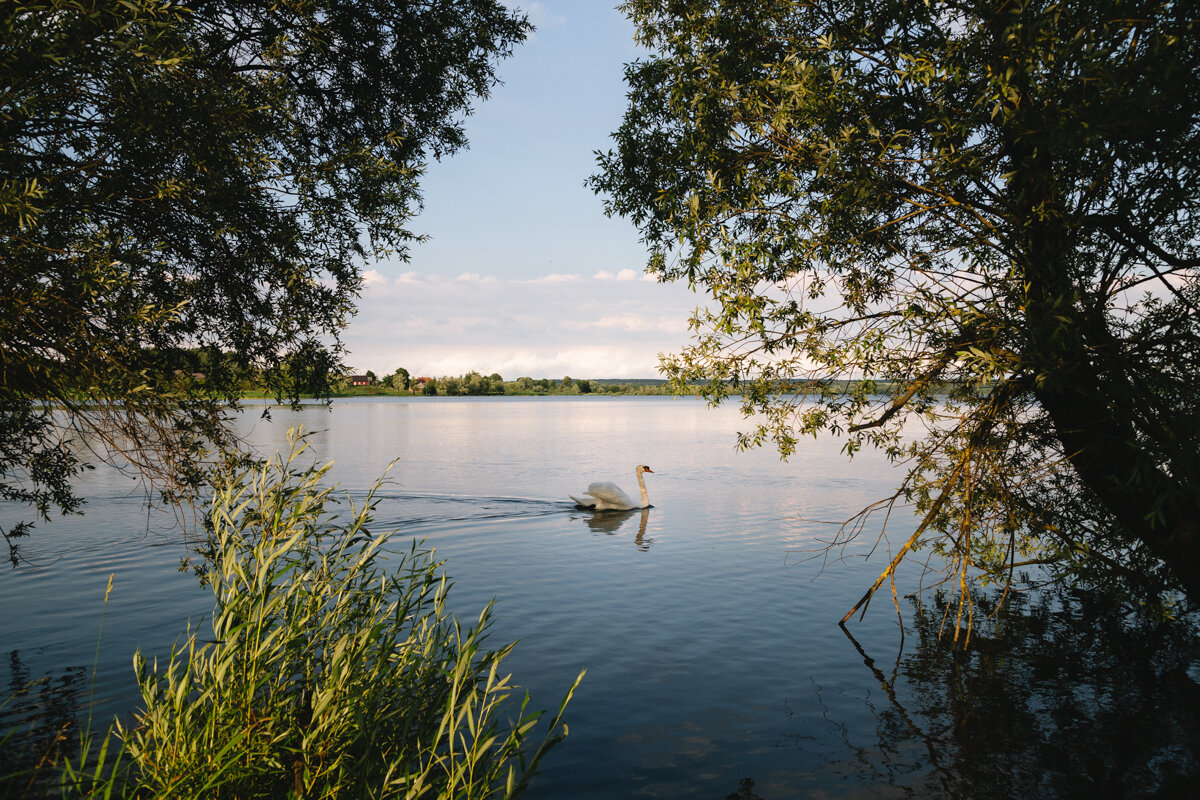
[239,387,677,400]
[239,377,679,400]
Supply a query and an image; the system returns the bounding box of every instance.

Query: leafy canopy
[0,0,529,559]
[593,0,1200,617]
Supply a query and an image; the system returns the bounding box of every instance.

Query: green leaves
[72,432,580,799]
[1,1,531,555]
[596,0,1200,614]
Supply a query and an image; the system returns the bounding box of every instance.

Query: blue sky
[343,2,702,379]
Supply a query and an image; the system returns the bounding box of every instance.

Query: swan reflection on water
[575,507,652,551]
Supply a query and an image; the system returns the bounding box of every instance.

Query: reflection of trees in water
[0,650,85,798]
[577,507,652,551]
[838,591,1200,799]
[723,777,765,799]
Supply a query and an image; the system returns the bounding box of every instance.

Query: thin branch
[840,463,962,624]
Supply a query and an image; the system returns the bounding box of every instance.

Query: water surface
[3,397,1197,798]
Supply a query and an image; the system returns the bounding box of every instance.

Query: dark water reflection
[830,590,1200,799]
[0,652,85,799]
[2,398,1199,797]
[575,507,652,549]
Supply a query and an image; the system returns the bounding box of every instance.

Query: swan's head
[637,465,653,474]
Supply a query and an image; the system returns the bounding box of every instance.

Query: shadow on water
[0,651,85,799]
[574,507,652,550]
[827,589,1200,799]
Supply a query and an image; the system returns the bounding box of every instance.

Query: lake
[3,397,1199,798]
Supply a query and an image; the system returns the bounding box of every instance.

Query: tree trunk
[1033,375,1200,599]
[991,4,1200,598]
[1015,156,1200,599]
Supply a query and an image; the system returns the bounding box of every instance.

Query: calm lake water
[3,397,1199,798]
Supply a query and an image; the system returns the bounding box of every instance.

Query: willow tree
[592,0,1200,616]
[0,0,528,560]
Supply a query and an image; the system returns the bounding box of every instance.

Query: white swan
[570,465,654,511]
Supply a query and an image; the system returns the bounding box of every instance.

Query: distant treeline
[314,374,978,399]
[134,351,680,398]
[147,351,971,400]
[328,370,677,397]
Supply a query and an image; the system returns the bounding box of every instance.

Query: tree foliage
[389,366,411,391]
[0,0,528,559]
[592,0,1200,611]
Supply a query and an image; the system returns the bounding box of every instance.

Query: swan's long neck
[636,468,649,508]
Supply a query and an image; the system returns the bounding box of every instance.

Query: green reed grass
[57,431,581,799]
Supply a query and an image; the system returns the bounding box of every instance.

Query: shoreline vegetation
[242,372,950,400]
[127,350,975,402]
[6,434,579,799]
[244,375,680,399]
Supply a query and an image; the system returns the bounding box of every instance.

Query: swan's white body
[570,465,653,511]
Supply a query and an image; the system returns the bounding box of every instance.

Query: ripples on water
[2,397,1198,798]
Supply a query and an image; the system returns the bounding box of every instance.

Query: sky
[341,2,703,380]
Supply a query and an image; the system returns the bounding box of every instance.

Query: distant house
[349,375,373,386]
[413,377,432,391]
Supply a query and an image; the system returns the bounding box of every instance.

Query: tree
[391,367,411,392]
[593,0,1200,612]
[0,0,529,561]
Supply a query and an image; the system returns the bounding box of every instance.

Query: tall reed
[62,431,580,799]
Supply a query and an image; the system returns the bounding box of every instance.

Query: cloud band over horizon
[343,267,703,379]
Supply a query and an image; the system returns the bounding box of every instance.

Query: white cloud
[591,314,640,330]
[590,268,644,281]
[455,272,497,283]
[362,269,388,286]
[527,272,583,284]
[417,346,660,380]
[576,313,685,333]
[343,265,703,377]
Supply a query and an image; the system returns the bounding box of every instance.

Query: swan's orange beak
[643,466,653,473]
